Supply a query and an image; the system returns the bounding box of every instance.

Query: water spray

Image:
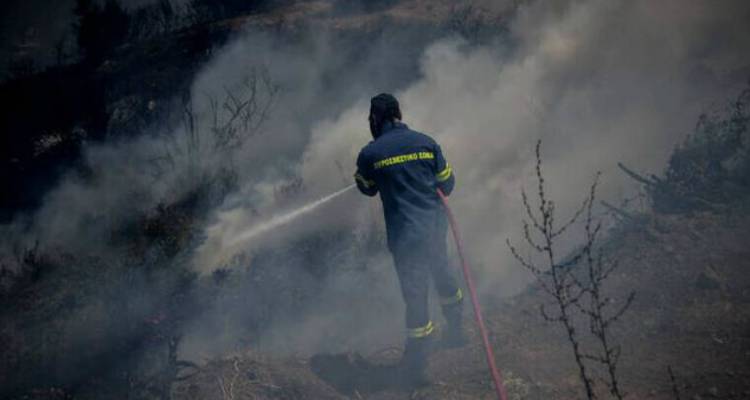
[195,184,357,271]
[227,184,356,247]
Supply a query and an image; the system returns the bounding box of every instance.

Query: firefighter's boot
[398,333,434,388]
[441,302,467,348]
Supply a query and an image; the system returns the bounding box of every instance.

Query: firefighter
[354,93,465,386]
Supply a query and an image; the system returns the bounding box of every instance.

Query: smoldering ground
[2,0,750,381]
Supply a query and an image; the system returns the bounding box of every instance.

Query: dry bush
[620,84,750,214]
[150,66,278,199]
[0,67,278,400]
[507,140,633,399]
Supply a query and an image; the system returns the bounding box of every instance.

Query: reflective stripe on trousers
[407,320,435,338]
[392,219,462,334]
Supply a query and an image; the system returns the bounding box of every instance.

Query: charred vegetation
[0,1,748,400]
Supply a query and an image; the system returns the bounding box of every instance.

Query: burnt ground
[2,1,748,399]
[171,204,750,400]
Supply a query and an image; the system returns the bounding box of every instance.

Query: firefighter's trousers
[391,217,464,339]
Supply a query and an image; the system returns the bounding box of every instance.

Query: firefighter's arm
[354,150,378,196]
[434,143,455,195]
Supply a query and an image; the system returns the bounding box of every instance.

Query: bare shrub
[0,66,278,400]
[507,140,633,399]
[150,66,278,201]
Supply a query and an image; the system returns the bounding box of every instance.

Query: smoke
[294,0,750,297]
[3,0,749,366]
[193,184,356,270]
[176,0,750,357]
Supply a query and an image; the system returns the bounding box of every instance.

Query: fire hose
[437,188,508,400]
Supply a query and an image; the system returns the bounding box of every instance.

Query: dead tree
[507,140,634,399]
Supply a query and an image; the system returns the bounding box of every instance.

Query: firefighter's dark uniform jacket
[355,121,455,252]
[354,121,462,336]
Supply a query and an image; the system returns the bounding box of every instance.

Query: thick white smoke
[3,0,749,358]
[294,0,750,296]
[182,0,750,356]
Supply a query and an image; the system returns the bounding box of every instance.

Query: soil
[4,1,748,399]
[172,207,750,399]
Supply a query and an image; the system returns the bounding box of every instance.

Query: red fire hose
[437,188,508,400]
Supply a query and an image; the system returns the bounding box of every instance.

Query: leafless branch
[507,140,634,399]
[507,140,598,399]
[152,67,277,192]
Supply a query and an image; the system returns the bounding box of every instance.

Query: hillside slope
[171,204,750,399]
